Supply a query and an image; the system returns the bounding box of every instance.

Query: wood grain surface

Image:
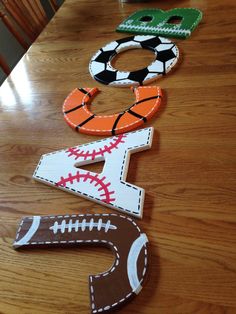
[0,0,236,313]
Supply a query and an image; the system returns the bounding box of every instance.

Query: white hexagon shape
[110,79,139,87]
[156,43,175,52]
[165,57,178,72]
[90,61,105,75]
[103,41,119,52]
[159,36,173,44]
[171,46,179,58]
[116,71,130,80]
[165,47,179,71]
[147,60,164,73]
[91,50,102,61]
[134,35,156,42]
[144,72,159,83]
[116,41,141,54]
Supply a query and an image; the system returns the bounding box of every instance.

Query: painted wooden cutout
[63,86,162,136]
[116,8,203,39]
[89,35,179,87]
[13,213,149,313]
[33,127,154,218]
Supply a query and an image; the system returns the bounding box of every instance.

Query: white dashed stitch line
[89,241,120,309]
[119,127,152,214]
[63,88,94,129]
[89,36,178,87]
[63,87,161,133]
[88,216,148,313]
[34,128,152,216]
[117,8,202,37]
[119,23,191,35]
[66,134,126,160]
[35,173,135,213]
[15,219,24,241]
[15,214,148,313]
[16,213,143,246]
[78,88,161,133]
[34,126,152,160]
[56,171,115,204]
[143,247,148,277]
[33,128,149,191]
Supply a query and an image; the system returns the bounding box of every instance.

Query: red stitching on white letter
[56,171,115,203]
[66,134,126,161]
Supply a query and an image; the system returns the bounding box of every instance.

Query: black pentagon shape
[156,49,176,63]
[116,36,135,45]
[94,50,115,63]
[140,36,162,49]
[95,70,117,85]
[128,68,149,84]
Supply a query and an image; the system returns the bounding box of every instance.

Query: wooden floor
[0,0,236,313]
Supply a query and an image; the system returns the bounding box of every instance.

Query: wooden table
[0,0,236,313]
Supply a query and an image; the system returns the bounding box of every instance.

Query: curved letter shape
[63,86,162,136]
[13,213,149,313]
[89,36,178,87]
[117,8,203,39]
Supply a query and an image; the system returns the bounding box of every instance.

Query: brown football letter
[13,213,149,313]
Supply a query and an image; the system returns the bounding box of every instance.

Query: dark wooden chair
[0,0,59,76]
[0,53,10,75]
[0,9,29,75]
